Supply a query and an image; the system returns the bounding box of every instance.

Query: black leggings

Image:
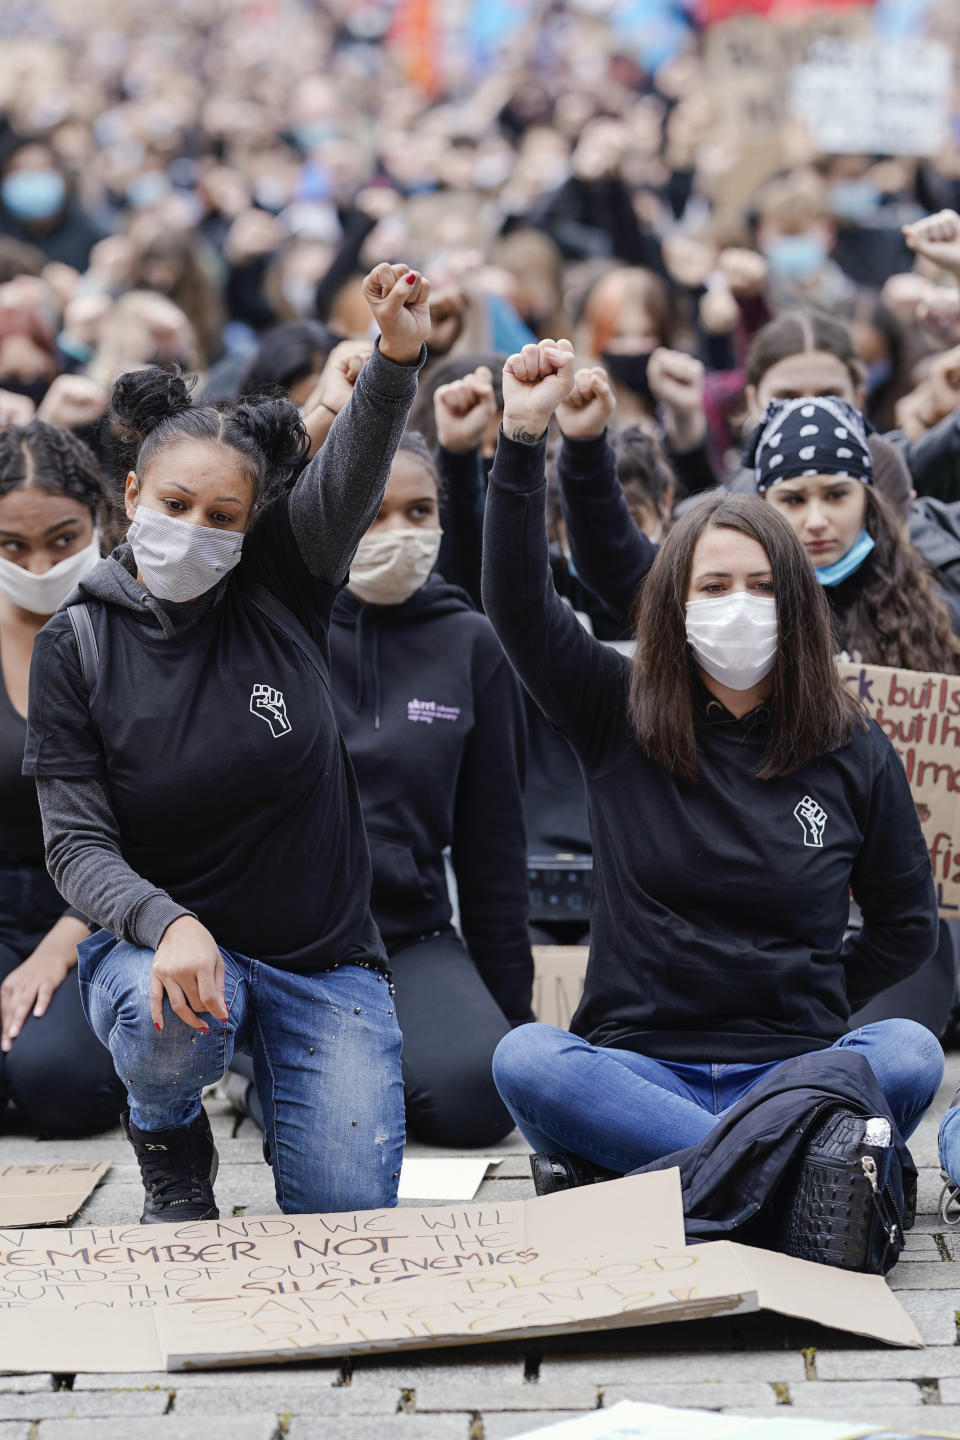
[233,929,515,1148]
[0,860,125,1137]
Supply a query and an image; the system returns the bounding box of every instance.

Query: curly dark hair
[828,486,960,674]
[109,366,310,509]
[0,421,108,520]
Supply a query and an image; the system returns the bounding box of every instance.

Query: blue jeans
[492,1020,944,1173]
[938,1106,960,1186]
[78,933,405,1214]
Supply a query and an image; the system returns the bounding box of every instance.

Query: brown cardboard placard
[836,662,960,918]
[532,946,589,1031]
[0,1163,110,1227]
[0,1171,921,1372]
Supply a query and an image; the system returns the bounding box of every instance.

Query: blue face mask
[764,234,828,280]
[1,169,66,221]
[829,179,882,225]
[814,528,875,587]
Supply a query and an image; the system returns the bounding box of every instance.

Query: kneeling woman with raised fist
[24,264,431,1219]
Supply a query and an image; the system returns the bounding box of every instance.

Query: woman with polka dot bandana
[747,397,960,675]
[750,396,960,1043]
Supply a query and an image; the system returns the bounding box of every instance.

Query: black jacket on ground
[633,1049,915,1247]
[483,431,939,1063]
[328,574,533,1024]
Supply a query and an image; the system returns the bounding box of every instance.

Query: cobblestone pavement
[5,1056,960,1439]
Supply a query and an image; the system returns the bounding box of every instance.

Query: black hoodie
[329,574,533,1024]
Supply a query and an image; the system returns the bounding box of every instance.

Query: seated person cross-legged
[480,337,945,1190]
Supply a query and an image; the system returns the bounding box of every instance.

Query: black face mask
[0,375,51,407]
[601,350,652,399]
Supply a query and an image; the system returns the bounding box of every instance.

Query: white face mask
[348,528,442,606]
[0,530,101,615]
[126,506,244,603]
[684,591,778,692]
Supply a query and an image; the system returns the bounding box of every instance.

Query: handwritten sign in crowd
[838,663,960,917]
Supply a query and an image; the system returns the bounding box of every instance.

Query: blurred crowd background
[1,0,960,489]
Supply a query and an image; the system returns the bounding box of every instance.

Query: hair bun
[232,397,309,482]
[109,366,195,446]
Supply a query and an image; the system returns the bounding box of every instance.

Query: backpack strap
[67,586,329,695]
[246,581,331,693]
[66,602,99,692]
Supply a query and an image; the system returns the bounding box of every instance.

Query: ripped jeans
[78,933,405,1214]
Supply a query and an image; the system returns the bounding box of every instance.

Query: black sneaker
[121,1107,219,1223]
[530,1152,619,1196]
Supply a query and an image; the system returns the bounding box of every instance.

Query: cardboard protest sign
[705,9,871,139]
[0,1163,109,1227]
[837,662,960,917]
[703,8,871,217]
[532,946,589,1031]
[0,1171,920,1373]
[791,38,952,156]
[504,1400,960,1439]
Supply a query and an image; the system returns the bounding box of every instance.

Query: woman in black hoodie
[481,337,942,1186]
[329,431,532,1148]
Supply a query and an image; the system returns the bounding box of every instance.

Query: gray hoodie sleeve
[285,341,425,584]
[37,775,193,951]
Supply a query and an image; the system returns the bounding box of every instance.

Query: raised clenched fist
[434,365,497,453]
[557,366,616,442]
[362,262,432,366]
[501,339,576,443]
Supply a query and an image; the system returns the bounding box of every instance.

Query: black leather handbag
[775,1104,906,1276]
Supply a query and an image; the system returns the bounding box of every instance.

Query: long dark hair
[829,486,960,673]
[629,494,864,783]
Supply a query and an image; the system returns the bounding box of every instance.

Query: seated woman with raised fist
[480,338,944,1189]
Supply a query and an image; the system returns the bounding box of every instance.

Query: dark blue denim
[493,1018,944,1172]
[0,860,124,1136]
[78,932,405,1214]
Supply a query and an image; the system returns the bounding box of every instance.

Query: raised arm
[556,365,656,627]
[481,340,629,767]
[286,263,431,584]
[433,364,498,607]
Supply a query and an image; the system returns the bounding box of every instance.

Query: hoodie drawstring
[352,606,382,730]
[354,606,366,713]
[372,621,381,731]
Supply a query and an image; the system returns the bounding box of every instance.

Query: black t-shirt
[0,667,43,863]
[24,494,384,974]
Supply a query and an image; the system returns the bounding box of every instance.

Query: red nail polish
[200,1026,210,1035]
[155,1022,161,1032]
[405,273,416,285]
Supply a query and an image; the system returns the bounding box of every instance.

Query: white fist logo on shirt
[794,795,827,848]
[250,683,292,739]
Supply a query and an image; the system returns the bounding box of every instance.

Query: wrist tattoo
[509,425,545,445]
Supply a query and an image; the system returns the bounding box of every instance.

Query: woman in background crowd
[330,429,531,1147]
[0,421,123,1135]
